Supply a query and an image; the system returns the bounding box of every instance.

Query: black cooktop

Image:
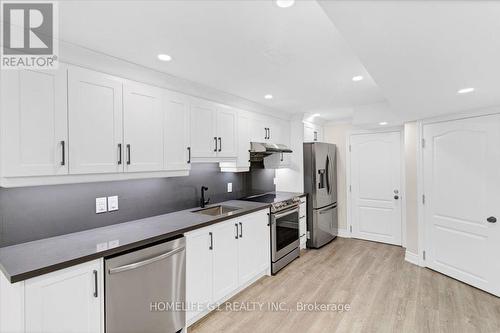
[242,193,278,204]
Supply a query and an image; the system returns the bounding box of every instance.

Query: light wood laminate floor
[189,237,500,333]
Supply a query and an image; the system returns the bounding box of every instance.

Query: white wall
[404,122,418,254]
[323,122,352,230]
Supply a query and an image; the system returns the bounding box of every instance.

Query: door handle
[126,144,131,165]
[209,232,213,250]
[117,143,122,165]
[93,270,98,298]
[281,152,284,162]
[218,137,222,152]
[487,216,497,223]
[187,147,191,163]
[60,141,65,166]
[394,195,399,200]
[239,222,243,238]
[214,137,218,152]
[108,247,185,274]
[235,223,239,239]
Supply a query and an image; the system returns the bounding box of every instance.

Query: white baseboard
[337,228,350,238]
[404,250,420,266]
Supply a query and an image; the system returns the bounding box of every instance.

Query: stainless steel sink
[192,205,242,216]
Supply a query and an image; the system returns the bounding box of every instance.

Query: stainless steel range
[241,193,301,274]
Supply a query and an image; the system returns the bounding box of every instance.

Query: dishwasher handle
[108,246,185,275]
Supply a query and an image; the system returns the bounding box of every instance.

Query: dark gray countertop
[0,200,270,283]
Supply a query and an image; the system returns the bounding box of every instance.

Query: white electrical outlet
[96,197,107,214]
[108,196,119,211]
[227,182,232,192]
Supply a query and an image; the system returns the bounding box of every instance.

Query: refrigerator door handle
[319,204,337,214]
[325,155,330,194]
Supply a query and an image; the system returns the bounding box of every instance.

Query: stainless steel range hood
[249,142,292,162]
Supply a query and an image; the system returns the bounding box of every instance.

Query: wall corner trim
[337,228,351,238]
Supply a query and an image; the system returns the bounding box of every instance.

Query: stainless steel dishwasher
[105,236,186,333]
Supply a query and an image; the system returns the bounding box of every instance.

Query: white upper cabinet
[1,66,68,177]
[163,90,191,171]
[25,259,103,333]
[190,99,237,159]
[68,66,123,174]
[190,98,218,158]
[304,122,323,142]
[215,105,237,157]
[123,82,164,172]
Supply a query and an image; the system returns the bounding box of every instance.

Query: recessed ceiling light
[276,0,295,8]
[157,54,172,62]
[264,94,273,100]
[312,113,320,117]
[457,87,475,94]
[379,121,388,126]
[352,75,364,82]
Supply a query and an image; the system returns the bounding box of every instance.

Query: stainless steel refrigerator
[303,142,338,248]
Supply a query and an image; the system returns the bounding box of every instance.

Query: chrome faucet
[200,186,210,208]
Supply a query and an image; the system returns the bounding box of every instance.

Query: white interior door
[423,114,500,296]
[350,132,402,245]
[123,82,164,172]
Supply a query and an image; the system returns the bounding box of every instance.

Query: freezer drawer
[105,237,186,333]
[308,204,337,248]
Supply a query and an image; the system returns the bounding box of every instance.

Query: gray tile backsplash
[0,163,275,247]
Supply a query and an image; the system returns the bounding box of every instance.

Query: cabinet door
[163,90,190,171]
[190,99,217,158]
[216,106,237,158]
[68,67,123,174]
[304,124,315,142]
[25,260,103,333]
[186,230,213,323]
[267,120,281,143]
[123,82,164,172]
[1,66,68,176]
[238,210,270,285]
[212,220,239,301]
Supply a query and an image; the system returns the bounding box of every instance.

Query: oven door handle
[273,206,300,220]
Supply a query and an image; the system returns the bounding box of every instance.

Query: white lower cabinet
[212,221,239,301]
[185,209,270,326]
[24,259,104,333]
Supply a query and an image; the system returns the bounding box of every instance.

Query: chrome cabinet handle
[60,141,65,166]
[187,147,191,164]
[108,247,185,274]
[126,144,131,165]
[235,223,239,239]
[118,143,122,165]
[93,270,98,298]
[487,216,497,223]
[214,137,218,152]
[268,128,271,139]
[218,137,222,152]
[239,222,243,238]
[209,232,213,250]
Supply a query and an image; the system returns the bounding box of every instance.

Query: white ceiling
[58,0,385,119]
[319,0,500,121]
